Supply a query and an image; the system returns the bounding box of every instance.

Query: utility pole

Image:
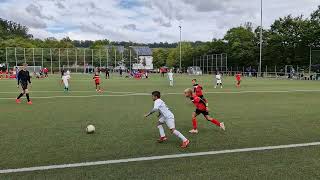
[179,25,182,73]
[259,0,263,77]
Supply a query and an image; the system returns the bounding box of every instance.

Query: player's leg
[166,119,189,148]
[25,88,32,104]
[189,111,199,134]
[16,86,24,103]
[204,113,225,130]
[157,117,167,142]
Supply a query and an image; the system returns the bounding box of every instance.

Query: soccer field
[0,74,320,180]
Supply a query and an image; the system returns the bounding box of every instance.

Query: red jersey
[93,74,100,83]
[0,70,2,74]
[236,74,241,81]
[193,84,203,97]
[191,95,207,111]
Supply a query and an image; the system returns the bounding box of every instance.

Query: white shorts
[159,117,175,129]
[217,80,222,84]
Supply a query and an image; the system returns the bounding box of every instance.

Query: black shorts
[195,109,209,116]
[21,83,28,90]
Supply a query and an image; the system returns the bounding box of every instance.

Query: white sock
[157,125,166,137]
[173,130,187,142]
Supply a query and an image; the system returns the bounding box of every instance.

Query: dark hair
[192,79,197,82]
[152,91,161,98]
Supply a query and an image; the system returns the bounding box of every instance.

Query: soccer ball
[86,125,95,134]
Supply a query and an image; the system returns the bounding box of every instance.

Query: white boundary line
[1,142,320,174]
[0,90,320,100]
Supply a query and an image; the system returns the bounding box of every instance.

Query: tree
[152,48,168,68]
[224,26,256,67]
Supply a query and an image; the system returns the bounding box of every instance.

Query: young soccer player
[236,72,241,88]
[105,68,110,79]
[184,88,225,134]
[16,63,32,105]
[93,72,102,92]
[167,69,174,87]
[215,72,223,88]
[145,91,190,148]
[61,73,70,92]
[192,79,208,106]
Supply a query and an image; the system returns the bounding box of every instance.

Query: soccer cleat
[16,99,21,104]
[181,139,190,148]
[157,136,168,143]
[27,101,32,105]
[220,122,225,131]
[189,129,199,134]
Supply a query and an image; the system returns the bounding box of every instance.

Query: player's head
[192,79,197,84]
[22,63,28,70]
[151,91,161,101]
[184,88,193,98]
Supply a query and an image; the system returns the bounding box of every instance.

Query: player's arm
[27,71,31,84]
[17,71,21,85]
[145,108,158,117]
[145,102,160,117]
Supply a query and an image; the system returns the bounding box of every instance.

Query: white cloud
[0,0,319,43]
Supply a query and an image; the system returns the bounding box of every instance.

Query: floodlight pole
[259,0,263,77]
[179,25,182,73]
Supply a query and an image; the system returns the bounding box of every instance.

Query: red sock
[210,118,221,127]
[192,118,198,130]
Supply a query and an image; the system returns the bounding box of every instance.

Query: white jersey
[168,72,173,80]
[153,99,174,119]
[62,75,70,86]
[216,74,221,80]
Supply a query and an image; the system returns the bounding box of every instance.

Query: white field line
[0,89,320,100]
[1,141,320,174]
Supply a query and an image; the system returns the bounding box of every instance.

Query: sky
[0,0,319,43]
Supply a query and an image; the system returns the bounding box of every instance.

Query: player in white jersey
[61,73,71,92]
[145,91,190,148]
[167,69,174,86]
[215,72,223,88]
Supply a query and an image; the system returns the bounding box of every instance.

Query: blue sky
[0,0,319,42]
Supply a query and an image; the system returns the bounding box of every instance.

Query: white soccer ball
[86,125,95,134]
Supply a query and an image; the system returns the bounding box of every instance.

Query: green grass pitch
[0,74,320,180]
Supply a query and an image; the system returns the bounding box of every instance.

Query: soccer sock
[26,93,30,102]
[173,130,187,142]
[192,118,198,130]
[17,93,23,99]
[209,118,221,127]
[157,125,166,137]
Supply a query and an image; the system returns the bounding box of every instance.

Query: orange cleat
[16,99,21,104]
[157,136,168,143]
[27,101,32,105]
[181,139,190,148]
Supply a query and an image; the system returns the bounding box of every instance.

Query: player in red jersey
[93,72,102,92]
[184,88,225,134]
[0,70,2,79]
[192,79,208,106]
[236,73,241,88]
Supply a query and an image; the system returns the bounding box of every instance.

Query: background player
[16,63,32,104]
[93,72,102,92]
[192,79,208,106]
[184,88,225,134]
[167,69,174,87]
[145,91,190,148]
[61,72,70,92]
[215,72,223,88]
[236,72,241,88]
